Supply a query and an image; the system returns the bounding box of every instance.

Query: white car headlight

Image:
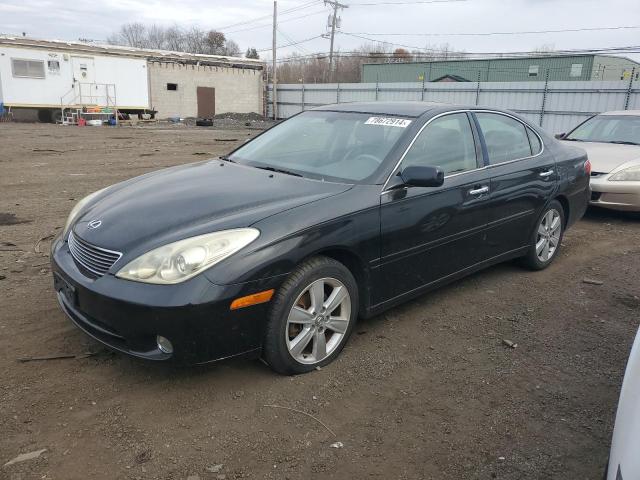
[115,228,260,284]
[609,165,640,181]
[63,188,108,237]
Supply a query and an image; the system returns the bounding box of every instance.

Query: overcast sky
[1,0,639,61]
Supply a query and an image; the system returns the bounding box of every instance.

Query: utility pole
[324,0,348,83]
[272,0,278,120]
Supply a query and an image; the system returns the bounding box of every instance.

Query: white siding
[0,45,149,108]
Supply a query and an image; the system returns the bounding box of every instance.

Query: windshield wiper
[608,140,640,146]
[219,155,236,162]
[563,138,583,142]
[254,166,302,177]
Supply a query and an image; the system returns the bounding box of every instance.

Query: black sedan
[51,102,590,374]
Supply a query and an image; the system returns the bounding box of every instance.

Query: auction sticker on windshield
[364,117,412,128]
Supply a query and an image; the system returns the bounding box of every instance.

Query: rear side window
[527,127,543,155]
[475,112,532,164]
[403,113,478,175]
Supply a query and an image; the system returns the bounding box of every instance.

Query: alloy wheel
[285,277,352,364]
[536,208,562,262]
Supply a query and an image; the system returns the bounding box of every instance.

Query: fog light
[156,335,173,354]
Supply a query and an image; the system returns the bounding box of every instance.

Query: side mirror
[555,133,566,140]
[400,165,444,188]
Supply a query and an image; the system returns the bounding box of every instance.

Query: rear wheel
[521,200,565,270]
[263,256,358,375]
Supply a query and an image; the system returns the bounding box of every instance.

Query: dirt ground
[1,122,639,480]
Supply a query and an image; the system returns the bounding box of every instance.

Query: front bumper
[590,176,640,212]
[50,236,285,364]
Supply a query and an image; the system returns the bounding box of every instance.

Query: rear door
[377,112,492,304]
[473,111,557,257]
[197,87,215,118]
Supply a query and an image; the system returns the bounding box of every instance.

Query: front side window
[475,112,533,164]
[229,111,411,183]
[12,59,45,78]
[402,113,478,175]
[565,115,640,145]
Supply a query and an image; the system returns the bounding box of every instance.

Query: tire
[521,200,565,270]
[263,256,359,375]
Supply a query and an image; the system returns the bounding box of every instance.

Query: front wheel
[521,200,565,270]
[263,256,358,375]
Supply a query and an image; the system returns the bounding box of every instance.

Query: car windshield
[228,111,413,183]
[565,115,640,145]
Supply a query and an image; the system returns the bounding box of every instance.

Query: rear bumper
[51,235,285,364]
[590,177,640,211]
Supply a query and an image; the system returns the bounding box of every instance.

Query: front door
[71,56,95,83]
[197,87,215,118]
[377,112,492,305]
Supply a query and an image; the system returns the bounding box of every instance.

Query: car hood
[71,160,352,254]
[562,141,640,173]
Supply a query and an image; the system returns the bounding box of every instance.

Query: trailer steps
[60,83,118,125]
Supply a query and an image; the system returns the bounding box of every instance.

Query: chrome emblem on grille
[87,220,102,229]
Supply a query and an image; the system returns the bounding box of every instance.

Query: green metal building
[361,55,640,83]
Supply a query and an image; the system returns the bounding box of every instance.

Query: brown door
[197,87,215,118]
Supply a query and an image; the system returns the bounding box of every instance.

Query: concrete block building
[148,61,263,119]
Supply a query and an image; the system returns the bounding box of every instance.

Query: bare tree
[107,23,242,57]
[146,24,167,49]
[223,39,241,57]
[204,30,226,54]
[107,22,148,48]
[276,42,468,83]
[183,26,207,53]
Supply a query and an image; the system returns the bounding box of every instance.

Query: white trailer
[0,36,150,122]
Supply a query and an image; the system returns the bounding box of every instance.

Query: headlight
[115,228,260,284]
[63,188,108,237]
[609,165,640,181]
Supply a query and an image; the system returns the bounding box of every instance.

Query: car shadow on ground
[76,207,638,382]
[583,206,640,223]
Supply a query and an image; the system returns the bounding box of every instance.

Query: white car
[560,111,640,211]
[607,327,640,480]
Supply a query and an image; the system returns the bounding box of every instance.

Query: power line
[278,26,312,54]
[349,0,467,5]
[273,46,640,62]
[225,9,328,34]
[214,0,323,31]
[345,25,640,37]
[339,32,640,56]
[258,34,325,52]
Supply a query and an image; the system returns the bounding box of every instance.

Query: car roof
[599,110,640,116]
[311,101,456,118]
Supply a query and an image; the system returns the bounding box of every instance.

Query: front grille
[68,231,122,277]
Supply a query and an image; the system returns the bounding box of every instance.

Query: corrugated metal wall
[267,79,639,134]
[360,55,640,83]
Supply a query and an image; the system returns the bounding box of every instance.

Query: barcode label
[364,117,412,128]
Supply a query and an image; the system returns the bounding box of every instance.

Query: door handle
[539,169,554,178]
[469,186,489,196]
